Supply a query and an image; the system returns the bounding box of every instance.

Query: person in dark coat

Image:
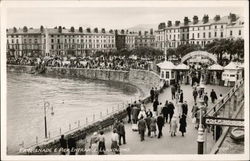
[98,131,106,155]
[68,134,76,155]
[154,87,159,100]
[193,88,198,103]
[204,93,209,106]
[59,135,67,155]
[131,103,140,124]
[117,120,126,145]
[138,116,147,141]
[161,100,169,123]
[126,104,132,123]
[171,85,176,100]
[181,101,188,116]
[144,115,152,137]
[179,90,183,103]
[167,102,175,123]
[210,89,218,104]
[146,109,153,118]
[157,114,165,138]
[153,98,159,116]
[179,115,187,136]
[150,87,155,103]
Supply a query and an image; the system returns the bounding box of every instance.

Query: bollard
[36,136,38,145]
[59,128,61,135]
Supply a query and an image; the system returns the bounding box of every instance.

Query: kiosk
[222,62,243,86]
[157,61,176,85]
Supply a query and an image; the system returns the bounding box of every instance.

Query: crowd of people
[7,55,152,71]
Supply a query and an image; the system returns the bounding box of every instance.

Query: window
[198,27,199,31]
[209,32,211,38]
[57,39,60,43]
[34,39,37,44]
[215,25,217,29]
[230,30,233,36]
[209,26,211,30]
[203,26,205,30]
[192,33,194,39]
[65,39,67,43]
[221,25,223,28]
[203,32,206,38]
[51,39,54,43]
[16,39,19,44]
[51,45,54,49]
[214,32,217,37]
[239,30,241,35]
[221,32,223,38]
[165,71,169,79]
[171,71,174,79]
[197,33,200,38]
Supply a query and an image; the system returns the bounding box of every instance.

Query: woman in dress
[150,116,157,137]
[170,115,178,137]
[89,132,99,155]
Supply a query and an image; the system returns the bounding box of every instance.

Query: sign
[204,117,244,127]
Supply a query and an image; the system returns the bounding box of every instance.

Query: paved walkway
[84,84,230,155]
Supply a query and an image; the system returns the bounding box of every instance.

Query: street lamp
[43,100,54,138]
[197,99,205,154]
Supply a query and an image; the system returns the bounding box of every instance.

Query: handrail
[204,79,244,117]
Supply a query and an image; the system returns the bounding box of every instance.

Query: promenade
[84,84,230,155]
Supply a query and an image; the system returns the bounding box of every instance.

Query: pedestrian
[193,88,198,103]
[157,113,165,138]
[98,131,106,155]
[181,101,188,116]
[210,89,218,104]
[179,115,187,137]
[218,94,223,102]
[171,84,176,100]
[111,129,120,154]
[179,90,184,103]
[150,116,157,137]
[126,104,132,123]
[131,104,140,124]
[117,120,126,145]
[204,92,209,107]
[144,115,152,137]
[146,108,153,118]
[150,87,155,103]
[138,108,147,120]
[161,100,169,123]
[59,135,67,155]
[154,87,159,100]
[113,118,119,131]
[89,132,99,155]
[170,115,178,137]
[191,103,199,119]
[76,133,87,155]
[138,116,147,141]
[153,98,159,116]
[68,134,76,155]
[167,102,175,123]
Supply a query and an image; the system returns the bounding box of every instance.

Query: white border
[1,1,249,161]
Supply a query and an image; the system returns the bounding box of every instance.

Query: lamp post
[43,100,54,139]
[197,100,205,154]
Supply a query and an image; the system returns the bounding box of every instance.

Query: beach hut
[174,63,190,84]
[208,64,224,85]
[222,62,243,86]
[157,61,176,85]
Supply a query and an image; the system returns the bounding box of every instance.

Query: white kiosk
[157,61,176,85]
[222,62,243,86]
[208,64,224,85]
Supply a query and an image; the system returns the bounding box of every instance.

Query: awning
[175,63,189,70]
[157,61,176,70]
[208,64,224,70]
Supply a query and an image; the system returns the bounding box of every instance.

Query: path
[84,84,230,155]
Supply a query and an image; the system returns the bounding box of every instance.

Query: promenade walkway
[84,84,230,155]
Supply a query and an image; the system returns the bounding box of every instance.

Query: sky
[6,7,244,29]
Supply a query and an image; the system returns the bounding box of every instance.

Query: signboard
[204,117,244,127]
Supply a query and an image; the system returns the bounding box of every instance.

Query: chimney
[202,15,209,24]
[184,17,189,25]
[229,13,236,22]
[167,21,172,27]
[193,16,199,24]
[175,21,180,26]
[214,15,221,21]
[139,31,142,36]
[144,31,148,36]
[158,22,166,30]
[150,28,153,35]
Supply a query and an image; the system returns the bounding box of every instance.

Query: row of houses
[6,13,244,57]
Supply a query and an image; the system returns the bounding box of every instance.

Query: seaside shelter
[157,61,176,85]
[222,62,243,86]
[207,64,224,85]
[174,63,190,84]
